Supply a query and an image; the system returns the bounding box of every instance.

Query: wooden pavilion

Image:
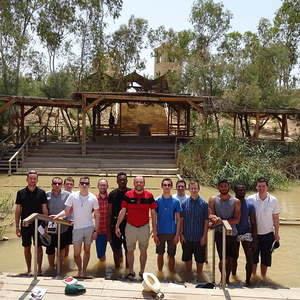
[1,72,300,155]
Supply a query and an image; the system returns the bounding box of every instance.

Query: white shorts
[73,226,94,244]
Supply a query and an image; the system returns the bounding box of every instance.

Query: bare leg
[127,250,134,274]
[168,255,175,272]
[65,245,70,257]
[157,254,164,271]
[24,246,32,274]
[37,246,43,274]
[196,262,203,277]
[48,254,55,270]
[185,260,192,272]
[140,250,147,274]
[261,264,268,278]
[113,249,122,268]
[242,241,254,284]
[252,264,257,276]
[73,242,82,276]
[232,242,240,276]
[82,243,91,276]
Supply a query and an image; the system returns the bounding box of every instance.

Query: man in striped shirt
[95,179,109,261]
[180,181,209,279]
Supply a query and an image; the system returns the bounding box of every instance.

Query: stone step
[16,167,179,176]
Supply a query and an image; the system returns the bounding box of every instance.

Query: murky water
[0,175,299,287]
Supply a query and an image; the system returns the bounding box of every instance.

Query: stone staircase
[16,136,178,176]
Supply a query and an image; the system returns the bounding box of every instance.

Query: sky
[106,0,283,76]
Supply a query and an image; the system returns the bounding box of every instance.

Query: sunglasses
[52,182,62,185]
[80,182,89,186]
[163,184,172,187]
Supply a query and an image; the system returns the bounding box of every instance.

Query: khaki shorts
[125,223,150,251]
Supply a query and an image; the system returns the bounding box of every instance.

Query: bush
[178,124,288,191]
[0,193,14,240]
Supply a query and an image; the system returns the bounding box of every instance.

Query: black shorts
[156,234,176,257]
[253,232,274,266]
[215,231,238,259]
[46,231,69,255]
[182,240,206,264]
[66,226,73,245]
[111,221,127,252]
[21,224,42,247]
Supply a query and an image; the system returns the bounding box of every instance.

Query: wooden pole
[81,95,87,155]
[254,114,260,139]
[186,106,190,137]
[281,114,286,141]
[233,113,237,138]
[20,104,25,143]
[92,106,96,142]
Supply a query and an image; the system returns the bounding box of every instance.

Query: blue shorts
[95,234,107,259]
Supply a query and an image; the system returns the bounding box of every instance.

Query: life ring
[142,273,161,294]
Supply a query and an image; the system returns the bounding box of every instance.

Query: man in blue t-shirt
[155,178,181,272]
[232,184,257,285]
[180,181,208,279]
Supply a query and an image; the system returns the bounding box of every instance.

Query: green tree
[107,15,148,79]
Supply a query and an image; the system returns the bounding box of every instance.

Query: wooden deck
[1,273,300,300]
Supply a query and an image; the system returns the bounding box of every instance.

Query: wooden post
[186,106,190,137]
[92,106,96,142]
[233,113,237,138]
[167,105,170,136]
[81,95,87,155]
[119,103,122,136]
[281,114,286,141]
[177,107,180,135]
[20,104,25,143]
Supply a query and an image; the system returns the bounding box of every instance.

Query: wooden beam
[0,99,16,113]
[81,95,87,156]
[186,99,204,113]
[24,105,38,117]
[84,97,104,113]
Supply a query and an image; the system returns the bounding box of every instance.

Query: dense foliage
[178,123,289,191]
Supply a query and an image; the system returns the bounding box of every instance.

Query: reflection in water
[0,175,299,287]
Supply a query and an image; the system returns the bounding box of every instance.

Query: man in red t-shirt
[115,176,157,280]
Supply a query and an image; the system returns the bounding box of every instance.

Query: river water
[0,175,299,287]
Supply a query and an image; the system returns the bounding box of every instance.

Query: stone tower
[154,43,181,78]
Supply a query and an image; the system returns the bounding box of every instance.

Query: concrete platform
[1,273,300,300]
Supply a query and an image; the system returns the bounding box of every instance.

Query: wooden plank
[24,105,38,117]
[85,97,104,112]
[186,99,204,113]
[22,213,72,227]
[0,99,16,113]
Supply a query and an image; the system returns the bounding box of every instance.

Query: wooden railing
[22,213,72,279]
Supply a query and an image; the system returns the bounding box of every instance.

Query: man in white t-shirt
[247,178,280,279]
[53,176,99,277]
[172,180,187,206]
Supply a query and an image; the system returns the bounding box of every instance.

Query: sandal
[139,272,143,280]
[126,272,135,281]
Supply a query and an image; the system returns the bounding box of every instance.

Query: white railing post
[34,218,38,280]
[212,228,216,284]
[57,223,61,277]
[221,225,226,287]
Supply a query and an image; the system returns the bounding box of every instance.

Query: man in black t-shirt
[15,170,48,275]
[108,172,130,269]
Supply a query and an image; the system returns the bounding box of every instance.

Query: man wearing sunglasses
[155,178,181,273]
[46,177,70,270]
[53,176,99,277]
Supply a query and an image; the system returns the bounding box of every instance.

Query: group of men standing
[15,171,280,285]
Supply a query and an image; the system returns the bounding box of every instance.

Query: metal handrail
[8,135,31,175]
[211,220,232,288]
[22,213,72,279]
